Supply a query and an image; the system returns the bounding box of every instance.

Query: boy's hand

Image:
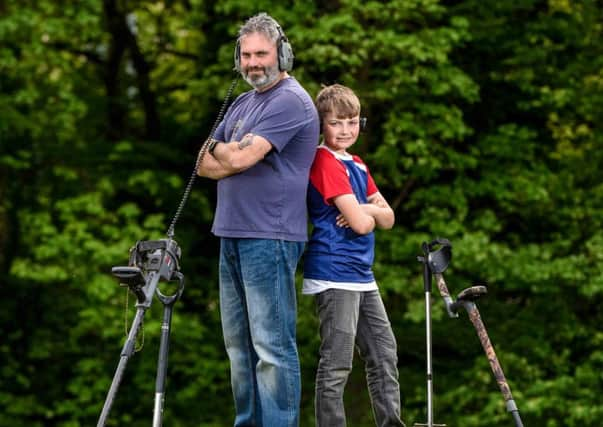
[336,203,380,227]
[336,213,350,228]
[369,197,387,208]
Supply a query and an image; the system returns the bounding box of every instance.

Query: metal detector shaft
[152,302,174,427]
[414,250,446,427]
[152,273,184,427]
[423,262,435,426]
[457,300,524,427]
[97,271,161,427]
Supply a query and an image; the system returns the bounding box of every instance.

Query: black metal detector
[96,77,239,426]
[97,239,184,427]
[414,238,453,427]
[419,238,524,427]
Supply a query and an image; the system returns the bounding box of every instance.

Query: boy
[303,84,405,427]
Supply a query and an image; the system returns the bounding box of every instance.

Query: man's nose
[247,54,260,67]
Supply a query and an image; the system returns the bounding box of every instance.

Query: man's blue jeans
[219,238,304,427]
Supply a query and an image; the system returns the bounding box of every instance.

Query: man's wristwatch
[208,138,220,154]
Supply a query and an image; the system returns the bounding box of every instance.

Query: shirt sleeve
[366,168,379,196]
[213,98,240,142]
[252,90,314,152]
[309,149,353,205]
[352,154,379,197]
[214,120,225,142]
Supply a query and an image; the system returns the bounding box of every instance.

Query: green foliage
[1,0,602,426]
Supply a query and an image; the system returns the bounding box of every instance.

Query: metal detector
[414,238,453,427]
[418,238,524,427]
[96,76,239,426]
[97,239,184,427]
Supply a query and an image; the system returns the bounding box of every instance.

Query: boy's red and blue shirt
[303,146,379,293]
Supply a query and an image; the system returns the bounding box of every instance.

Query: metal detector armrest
[457,285,488,302]
[112,266,145,287]
[450,285,488,314]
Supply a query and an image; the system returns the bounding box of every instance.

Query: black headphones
[234,25,294,72]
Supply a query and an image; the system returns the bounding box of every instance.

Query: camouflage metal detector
[418,238,525,427]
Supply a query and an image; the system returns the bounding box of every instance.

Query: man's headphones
[234,25,294,72]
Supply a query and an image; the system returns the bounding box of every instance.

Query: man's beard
[243,63,280,90]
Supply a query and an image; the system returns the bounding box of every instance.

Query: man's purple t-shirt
[211,77,319,241]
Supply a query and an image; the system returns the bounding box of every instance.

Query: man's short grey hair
[238,12,284,44]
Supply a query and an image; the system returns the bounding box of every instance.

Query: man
[197,12,319,427]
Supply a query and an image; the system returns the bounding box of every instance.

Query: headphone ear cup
[234,40,241,72]
[235,36,293,72]
[277,37,294,71]
[360,117,367,132]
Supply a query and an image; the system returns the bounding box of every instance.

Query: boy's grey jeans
[314,288,406,427]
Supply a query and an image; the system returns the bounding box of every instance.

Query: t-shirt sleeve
[352,155,379,196]
[213,94,242,142]
[309,150,353,205]
[214,120,226,142]
[366,168,379,196]
[252,90,314,152]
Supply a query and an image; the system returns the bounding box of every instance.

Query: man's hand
[197,133,272,180]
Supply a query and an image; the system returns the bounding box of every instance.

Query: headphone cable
[166,77,239,239]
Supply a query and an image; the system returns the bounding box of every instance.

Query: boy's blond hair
[315,84,361,121]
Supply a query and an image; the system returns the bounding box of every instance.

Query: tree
[1,0,603,426]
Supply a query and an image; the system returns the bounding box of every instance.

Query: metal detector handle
[156,271,185,306]
[153,271,184,427]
